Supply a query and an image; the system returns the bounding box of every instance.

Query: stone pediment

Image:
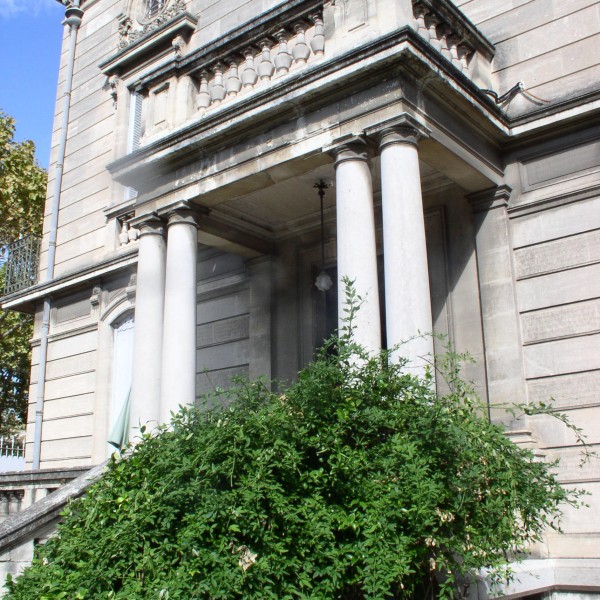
[99,9,198,77]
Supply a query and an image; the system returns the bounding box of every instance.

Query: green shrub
[6,286,579,599]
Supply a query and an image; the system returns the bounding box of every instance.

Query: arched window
[145,0,166,18]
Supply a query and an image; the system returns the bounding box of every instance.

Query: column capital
[166,209,200,228]
[130,213,165,238]
[467,184,512,213]
[365,114,431,149]
[324,134,372,167]
[158,201,209,228]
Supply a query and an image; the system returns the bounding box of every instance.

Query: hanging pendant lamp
[314,180,333,292]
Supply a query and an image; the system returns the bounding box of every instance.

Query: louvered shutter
[128,91,142,152]
[125,91,142,199]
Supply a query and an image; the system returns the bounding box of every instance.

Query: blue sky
[0,0,65,169]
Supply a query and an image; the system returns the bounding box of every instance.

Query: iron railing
[3,235,40,295]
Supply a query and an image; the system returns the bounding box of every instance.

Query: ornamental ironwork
[3,235,41,295]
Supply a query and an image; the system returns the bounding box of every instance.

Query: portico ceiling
[212,158,454,239]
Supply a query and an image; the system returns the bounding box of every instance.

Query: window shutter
[128,91,143,152]
[125,92,142,199]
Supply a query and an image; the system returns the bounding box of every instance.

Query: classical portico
[102,0,510,436]
[128,113,451,433]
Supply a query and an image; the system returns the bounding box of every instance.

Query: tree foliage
[0,268,35,437]
[0,110,47,436]
[0,111,46,246]
[5,286,579,599]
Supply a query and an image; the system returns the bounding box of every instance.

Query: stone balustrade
[0,467,90,528]
[412,0,495,88]
[0,491,24,523]
[138,8,324,144]
[118,215,139,247]
[192,14,324,116]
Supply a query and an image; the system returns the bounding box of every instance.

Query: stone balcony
[101,0,496,161]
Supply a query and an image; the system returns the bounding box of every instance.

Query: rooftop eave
[108,27,508,188]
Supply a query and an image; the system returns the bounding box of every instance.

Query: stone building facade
[1,0,599,596]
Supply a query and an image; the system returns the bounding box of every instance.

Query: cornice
[0,250,138,314]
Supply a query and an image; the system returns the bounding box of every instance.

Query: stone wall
[505,130,600,561]
[454,0,600,111]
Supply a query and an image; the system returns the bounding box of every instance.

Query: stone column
[160,207,199,423]
[130,216,166,435]
[468,186,526,424]
[373,116,434,373]
[330,136,381,353]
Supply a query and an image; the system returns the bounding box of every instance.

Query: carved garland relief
[118,0,187,49]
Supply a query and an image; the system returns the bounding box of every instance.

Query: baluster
[210,62,226,104]
[119,220,130,246]
[457,44,472,73]
[225,58,242,97]
[196,70,211,112]
[0,494,8,521]
[128,225,139,243]
[413,3,429,41]
[309,12,325,57]
[242,47,258,89]
[8,492,19,515]
[274,30,292,75]
[292,22,310,66]
[439,25,453,61]
[425,12,442,51]
[257,39,274,81]
[448,35,463,70]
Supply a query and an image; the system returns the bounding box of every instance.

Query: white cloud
[0,0,62,19]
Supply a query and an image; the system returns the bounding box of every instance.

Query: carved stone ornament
[90,286,102,309]
[126,272,137,301]
[118,0,187,49]
[108,75,119,107]
[172,33,186,55]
